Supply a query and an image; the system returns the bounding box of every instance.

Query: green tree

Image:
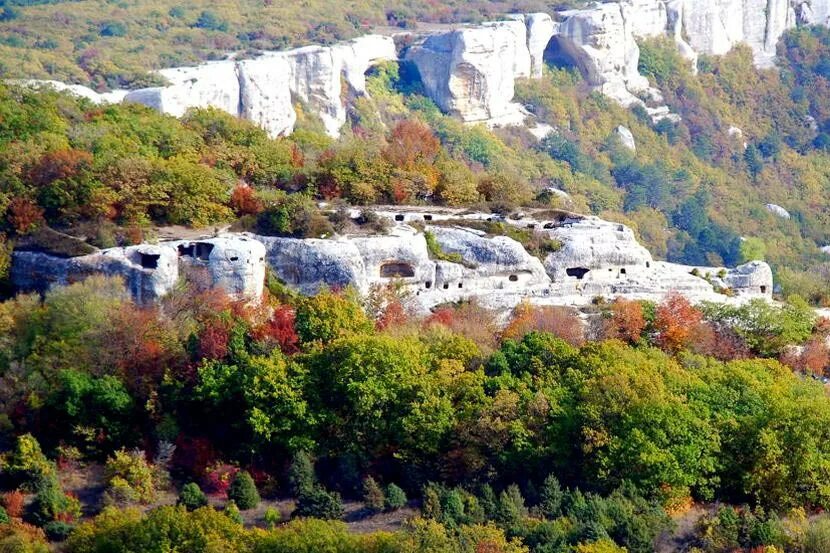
[228,471,260,510]
[362,477,385,513]
[178,483,208,511]
[385,483,407,511]
[294,288,372,344]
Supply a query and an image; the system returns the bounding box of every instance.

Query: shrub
[104,449,156,504]
[293,486,344,520]
[264,507,281,528]
[0,506,8,524]
[202,463,238,497]
[227,471,259,510]
[30,476,81,525]
[4,434,55,489]
[3,490,25,518]
[385,484,407,511]
[362,477,385,513]
[224,500,243,524]
[42,520,74,541]
[178,482,208,511]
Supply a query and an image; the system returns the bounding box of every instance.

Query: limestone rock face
[406,24,528,124]
[722,260,773,296]
[522,13,558,78]
[555,3,651,106]
[543,216,654,281]
[622,0,669,37]
[122,35,396,138]
[237,56,297,138]
[172,236,267,301]
[11,245,179,304]
[125,62,240,118]
[11,236,265,303]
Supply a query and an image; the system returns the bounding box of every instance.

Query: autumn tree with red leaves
[603,298,646,344]
[502,301,584,346]
[654,292,703,353]
[6,197,44,234]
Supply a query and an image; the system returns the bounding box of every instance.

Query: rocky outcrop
[11,236,266,303]
[406,22,530,125]
[120,35,397,137]
[9,210,774,311]
[521,13,559,78]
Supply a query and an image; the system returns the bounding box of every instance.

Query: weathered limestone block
[722,260,774,296]
[543,216,654,281]
[615,125,636,151]
[257,236,366,294]
[406,24,528,124]
[555,3,650,106]
[236,55,297,138]
[11,244,179,304]
[172,236,266,301]
[765,203,791,219]
[522,13,558,78]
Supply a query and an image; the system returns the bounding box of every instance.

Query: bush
[42,520,74,541]
[227,471,259,510]
[0,506,8,524]
[178,482,208,511]
[30,476,81,525]
[104,449,156,504]
[362,477,385,513]
[385,484,407,511]
[4,434,55,489]
[3,490,25,518]
[264,507,281,529]
[224,500,243,525]
[293,486,344,520]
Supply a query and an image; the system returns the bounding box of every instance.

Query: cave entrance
[380,261,415,278]
[566,267,590,280]
[543,36,580,72]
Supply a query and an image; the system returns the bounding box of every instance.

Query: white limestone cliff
[406,22,529,125]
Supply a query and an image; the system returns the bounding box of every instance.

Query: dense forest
[0,270,827,552]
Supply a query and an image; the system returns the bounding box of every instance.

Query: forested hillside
[4,27,830,302]
[0,0,567,88]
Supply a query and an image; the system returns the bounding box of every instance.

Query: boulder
[615,125,636,151]
[171,236,267,301]
[9,80,127,104]
[765,203,791,219]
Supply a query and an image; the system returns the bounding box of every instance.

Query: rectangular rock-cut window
[395,214,405,221]
[178,244,195,257]
[380,262,415,278]
[761,285,767,293]
[194,242,214,261]
[620,268,626,275]
[508,274,519,282]
[423,214,433,221]
[139,253,160,269]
